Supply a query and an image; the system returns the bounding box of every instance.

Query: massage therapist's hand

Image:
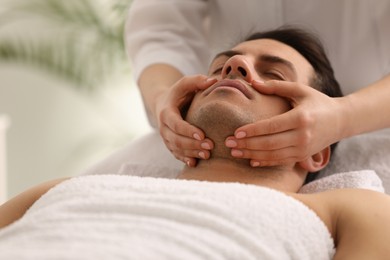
[225,80,345,167]
[156,75,216,167]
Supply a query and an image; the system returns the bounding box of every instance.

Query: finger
[172,76,217,101]
[249,158,297,167]
[170,145,211,160]
[172,151,201,168]
[161,125,212,161]
[197,76,218,89]
[234,111,301,138]
[166,139,210,163]
[174,147,211,160]
[162,124,213,151]
[171,77,217,109]
[183,157,197,167]
[161,107,206,140]
[251,80,307,98]
[226,131,299,150]
[230,146,300,162]
[172,152,196,168]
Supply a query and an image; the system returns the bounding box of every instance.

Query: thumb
[174,76,216,97]
[172,76,216,107]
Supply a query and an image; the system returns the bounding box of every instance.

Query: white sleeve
[125,0,210,82]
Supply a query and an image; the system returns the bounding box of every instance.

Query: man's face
[186,39,314,127]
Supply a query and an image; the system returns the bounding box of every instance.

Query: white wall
[0,0,153,199]
[0,115,10,203]
[0,64,151,198]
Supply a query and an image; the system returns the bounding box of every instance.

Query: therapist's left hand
[225,80,344,167]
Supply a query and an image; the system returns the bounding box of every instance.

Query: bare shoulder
[292,188,390,217]
[0,177,70,229]
[333,189,390,259]
[296,189,390,260]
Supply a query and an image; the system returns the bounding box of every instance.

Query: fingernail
[235,131,246,139]
[225,139,237,148]
[184,158,191,167]
[198,151,206,159]
[193,133,202,141]
[201,142,211,150]
[253,80,264,84]
[231,149,243,157]
[251,161,260,167]
[206,77,215,82]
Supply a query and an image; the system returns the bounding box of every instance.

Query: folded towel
[0,175,334,260]
[319,129,390,193]
[116,163,385,194]
[299,170,384,194]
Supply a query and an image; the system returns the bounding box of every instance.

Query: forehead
[232,39,306,63]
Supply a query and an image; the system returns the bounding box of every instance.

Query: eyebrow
[259,54,297,79]
[212,50,298,80]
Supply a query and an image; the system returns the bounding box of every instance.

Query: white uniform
[126,0,390,94]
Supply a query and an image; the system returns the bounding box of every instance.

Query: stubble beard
[186,101,255,160]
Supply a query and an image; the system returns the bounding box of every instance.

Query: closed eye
[211,67,223,75]
[263,71,285,81]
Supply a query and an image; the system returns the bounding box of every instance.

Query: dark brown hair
[246,27,342,98]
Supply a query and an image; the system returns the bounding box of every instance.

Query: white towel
[299,170,384,194]
[116,163,385,194]
[0,175,335,260]
[319,129,390,192]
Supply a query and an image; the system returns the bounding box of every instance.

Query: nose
[221,55,254,83]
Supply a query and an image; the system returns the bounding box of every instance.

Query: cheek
[278,96,291,111]
[255,96,291,119]
[185,94,202,120]
[269,96,291,112]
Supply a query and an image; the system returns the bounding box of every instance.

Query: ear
[298,147,331,172]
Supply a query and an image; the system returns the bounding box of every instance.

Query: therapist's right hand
[156,75,216,167]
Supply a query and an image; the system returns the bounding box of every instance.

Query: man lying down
[1,28,390,260]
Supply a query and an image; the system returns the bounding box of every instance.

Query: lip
[205,79,253,99]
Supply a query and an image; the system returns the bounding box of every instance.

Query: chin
[187,101,255,141]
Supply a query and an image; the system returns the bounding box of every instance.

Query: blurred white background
[0,0,151,199]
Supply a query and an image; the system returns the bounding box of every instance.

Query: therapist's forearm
[138,64,184,127]
[341,73,390,138]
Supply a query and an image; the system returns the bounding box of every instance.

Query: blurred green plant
[0,0,132,91]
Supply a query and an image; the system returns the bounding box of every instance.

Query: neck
[183,103,306,193]
[177,158,306,193]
